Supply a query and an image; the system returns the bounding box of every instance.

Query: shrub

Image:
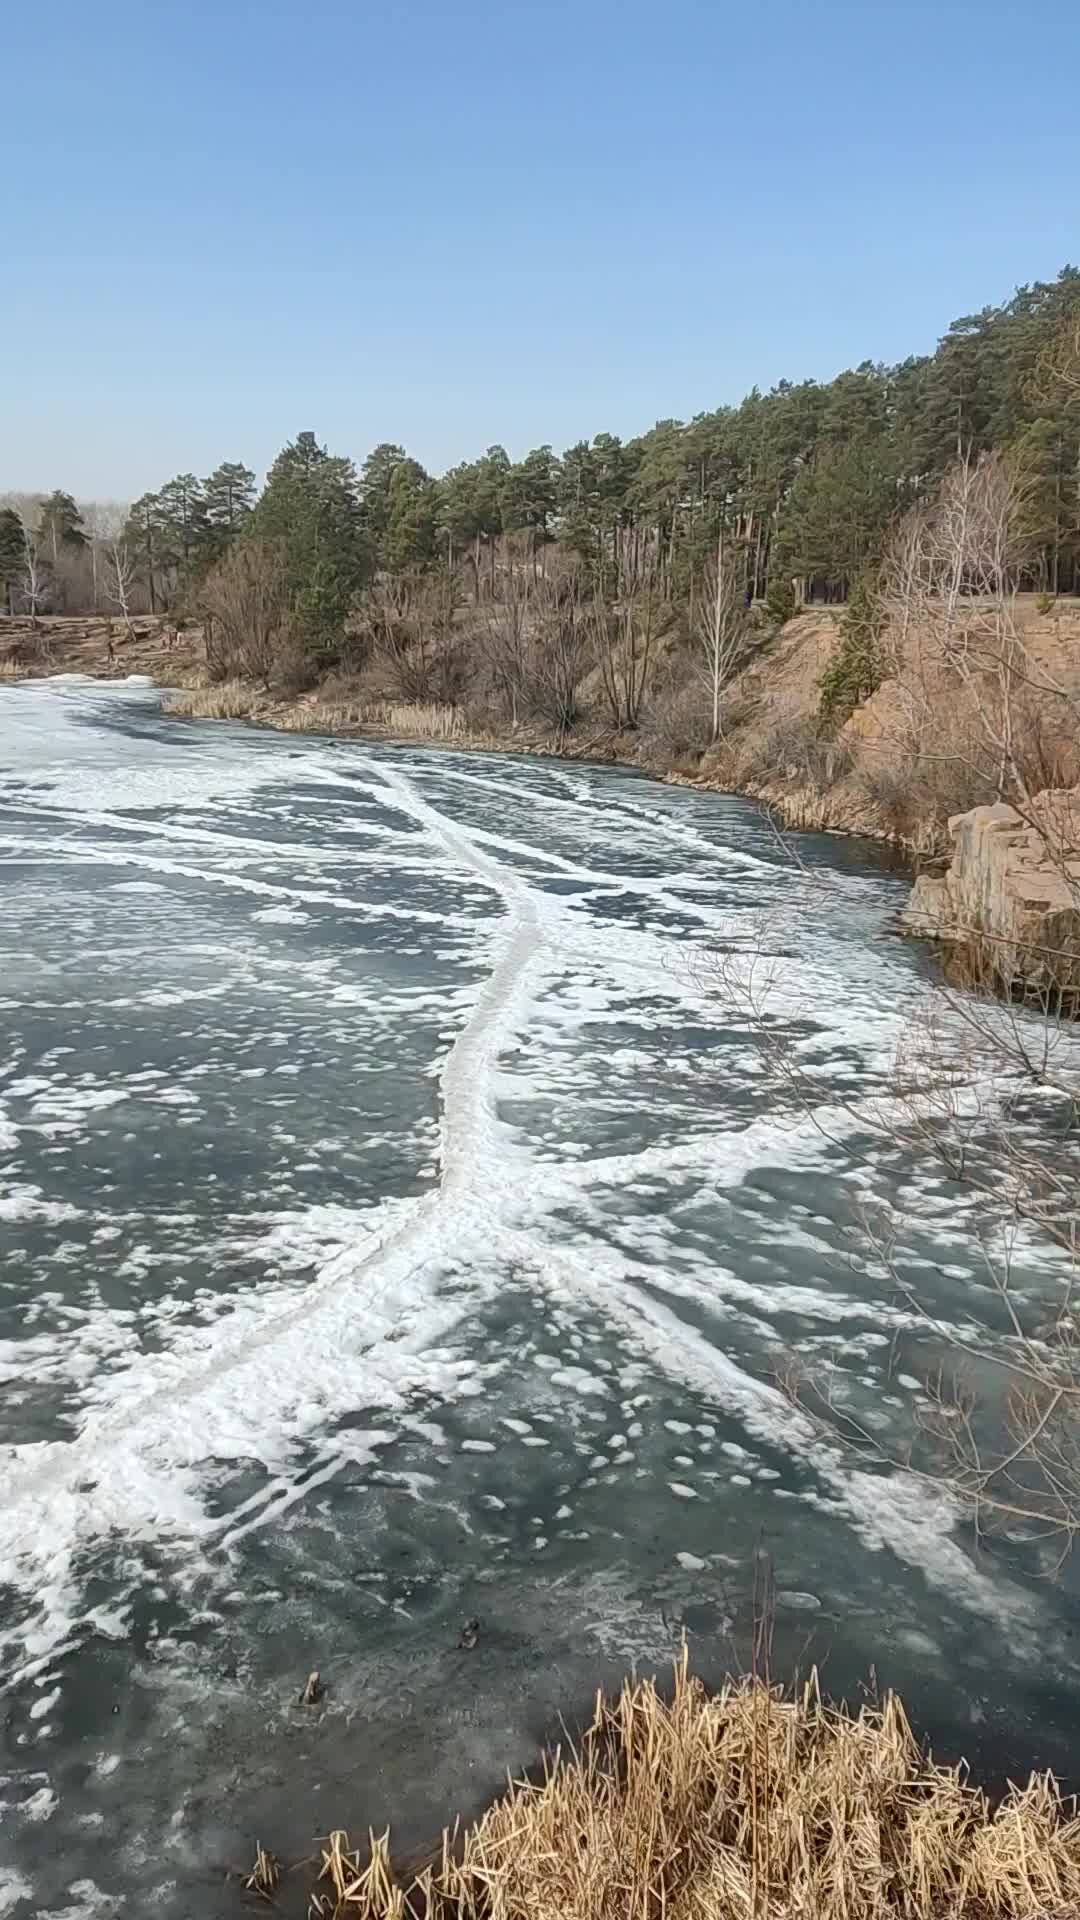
[857,746,998,847]
[748,712,853,791]
[1036,590,1057,616]
[764,572,797,628]
[640,683,714,759]
[818,572,885,727]
[200,539,292,687]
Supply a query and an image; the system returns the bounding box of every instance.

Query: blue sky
[5,0,1079,498]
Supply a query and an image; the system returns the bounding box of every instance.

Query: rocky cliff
[903,789,1080,994]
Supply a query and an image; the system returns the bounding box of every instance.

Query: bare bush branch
[199,539,294,687]
[588,531,668,731]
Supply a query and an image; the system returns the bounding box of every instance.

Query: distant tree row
[6,265,1080,641]
[0,464,256,620]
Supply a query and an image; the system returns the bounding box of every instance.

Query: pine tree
[438,446,507,595]
[783,439,897,600]
[501,446,559,574]
[37,490,85,564]
[383,463,439,573]
[203,462,256,539]
[158,474,210,579]
[818,571,885,726]
[123,493,166,613]
[254,431,369,658]
[0,508,25,614]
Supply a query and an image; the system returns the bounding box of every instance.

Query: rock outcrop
[903,789,1080,993]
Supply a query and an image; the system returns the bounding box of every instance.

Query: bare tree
[589,531,667,731]
[530,568,589,734]
[471,561,589,734]
[877,452,1080,879]
[199,538,292,686]
[695,522,752,741]
[479,565,532,726]
[82,502,129,615]
[103,539,137,637]
[365,567,469,708]
[16,514,46,624]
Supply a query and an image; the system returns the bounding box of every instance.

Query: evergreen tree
[254,430,369,657]
[359,443,409,548]
[0,508,25,614]
[1014,414,1080,594]
[559,432,634,576]
[438,446,507,593]
[123,492,167,612]
[37,490,85,564]
[818,571,886,725]
[158,473,210,578]
[203,462,256,539]
[763,571,797,628]
[782,439,897,599]
[501,446,559,569]
[360,445,439,572]
[383,462,439,574]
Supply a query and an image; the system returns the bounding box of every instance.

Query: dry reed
[361,701,469,740]
[163,682,258,720]
[291,1655,1080,1918]
[161,688,471,741]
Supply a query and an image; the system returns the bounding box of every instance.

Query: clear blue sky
[5,0,1079,499]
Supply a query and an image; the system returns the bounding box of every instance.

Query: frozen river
[2,678,1079,1917]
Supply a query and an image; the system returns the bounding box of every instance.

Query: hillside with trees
[5,266,1080,861]
[6,267,1080,623]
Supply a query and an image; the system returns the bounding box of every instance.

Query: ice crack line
[372,762,542,1194]
[0,762,546,1653]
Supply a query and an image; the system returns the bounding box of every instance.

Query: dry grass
[161,688,472,741]
[361,700,470,741]
[269,700,363,733]
[163,682,259,720]
[292,1656,1080,1919]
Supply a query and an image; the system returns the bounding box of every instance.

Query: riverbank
[0,612,952,856]
[270,1657,1080,1918]
[0,612,204,685]
[161,678,911,853]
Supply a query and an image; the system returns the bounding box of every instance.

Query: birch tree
[17,514,46,623]
[694,522,751,741]
[103,538,138,635]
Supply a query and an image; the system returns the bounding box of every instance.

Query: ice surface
[3,682,1078,1918]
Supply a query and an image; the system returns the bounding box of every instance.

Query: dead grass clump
[163,682,256,720]
[243,1843,281,1901]
[272,700,362,733]
[297,1656,1080,1918]
[362,701,469,741]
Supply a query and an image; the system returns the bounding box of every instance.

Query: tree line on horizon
[4,265,1080,645]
